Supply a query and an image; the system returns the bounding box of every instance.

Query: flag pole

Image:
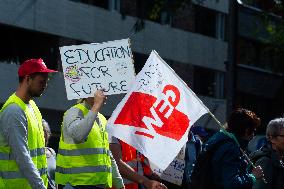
[208,111,267,184]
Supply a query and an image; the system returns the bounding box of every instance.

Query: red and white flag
[107,51,209,169]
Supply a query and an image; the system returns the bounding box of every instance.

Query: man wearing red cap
[0,58,57,189]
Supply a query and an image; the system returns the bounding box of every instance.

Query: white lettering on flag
[107,50,209,169]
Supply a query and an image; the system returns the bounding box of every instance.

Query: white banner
[150,145,186,185]
[107,50,209,170]
[60,38,135,100]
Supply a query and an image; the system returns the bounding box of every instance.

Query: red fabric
[110,183,138,189]
[120,140,137,162]
[125,183,139,189]
[120,140,152,173]
[110,141,141,189]
[18,58,57,76]
[114,89,190,141]
[119,140,152,187]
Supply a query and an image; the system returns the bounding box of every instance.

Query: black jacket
[250,143,284,189]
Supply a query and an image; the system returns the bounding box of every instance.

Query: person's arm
[109,151,125,189]
[252,157,272,189]
[63,107,98,142]
[63,90,106,143]
[0,104,46,189]
[110,143,167,189]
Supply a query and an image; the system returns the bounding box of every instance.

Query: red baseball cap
[18,58,57,77]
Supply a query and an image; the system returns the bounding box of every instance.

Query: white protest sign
[60,38,135,100]
[150,145,186,186]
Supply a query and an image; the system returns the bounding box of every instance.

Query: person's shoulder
[205,132,237,158]
[2,103,23,112]
[0,103,27,133]
[250,145,272,163]
[205,131,234,147]
[67,105,80,112]
[1,103,25,118]
[64,105,83,116]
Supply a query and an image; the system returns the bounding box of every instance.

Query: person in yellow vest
[55,90,125,189]
[110,138,167,189]
[0,58,57,189]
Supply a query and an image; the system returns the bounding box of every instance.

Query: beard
[27,87,45,98]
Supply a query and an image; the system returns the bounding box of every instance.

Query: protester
[110,137,167,189]
[55,90,124,189]
[42,119,57,189]
[0,58,57,189]
[190,126,209,143]
[182,129,202,189]
[251,118,284,189]
[191,108,264,189]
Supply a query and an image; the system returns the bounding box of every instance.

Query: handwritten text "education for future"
[63,46,131,64]
[63,45,132,97]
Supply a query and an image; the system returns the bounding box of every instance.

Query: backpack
[189,139,231,189]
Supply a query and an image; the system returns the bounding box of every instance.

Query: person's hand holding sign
[90,89,107,114]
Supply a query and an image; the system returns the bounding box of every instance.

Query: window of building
[171,3,196,32]
[193,66,225,98]
[195,6,216,38]
[132,52,148,74]
[120,0,138,17]
[241,0,277,10]
[109,0,120,11]
[167,61,194,87]
[160,11,172,25]
[215,12,226,40]
[237,38,283,72]
[194,6,227,40]
[237,38,258,66]
[0,24,59,70]
[70,0,109,9]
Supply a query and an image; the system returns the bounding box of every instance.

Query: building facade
[236,1,284,132]
[0,0,228,148]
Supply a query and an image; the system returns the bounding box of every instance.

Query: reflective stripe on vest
[0,93,48,188]
[1,168,47,179]
[55,103,112,187]
[58,148,110,156]
[56,165,111,174]
[0,147,45,159]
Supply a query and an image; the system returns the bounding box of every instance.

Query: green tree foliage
[260,0,284,72]
[244,0,284,72]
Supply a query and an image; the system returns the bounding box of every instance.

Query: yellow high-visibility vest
[0,93,48,189]
[55,103,112,188]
